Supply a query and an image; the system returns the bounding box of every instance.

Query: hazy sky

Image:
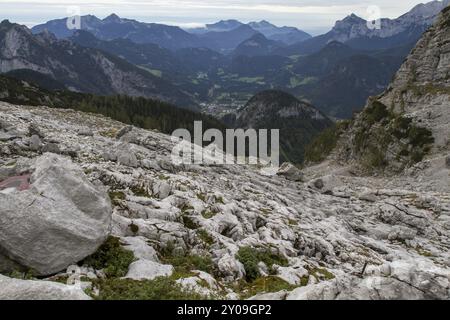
[0,0,435,35]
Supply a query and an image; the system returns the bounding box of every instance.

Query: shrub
[197,229,215,246]
[365,100,389,124]
[161,249,215,276]
[236,247,288,282]
[236,276,297,299]
[82,236,135,278]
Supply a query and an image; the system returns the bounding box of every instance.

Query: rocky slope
[336,6,450,175]
[0,101,448,300]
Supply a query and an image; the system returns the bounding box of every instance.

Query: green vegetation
[201,210,216,219]
[130,185,152,198]
[235,276,297,299]
[93,277,207,300]
[354,99,435,171]
[182,215,199,230]
[236,247,288,282]
[308,267,335,280]
[0,74,226,138]
[108,190,126,206]
[304,120,351,164]
[82,236,135,278]
[197,229,215,246]
[160,243,215,277]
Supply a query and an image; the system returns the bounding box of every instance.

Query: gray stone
[152,181,171,199]
[0,274,91,300]
[446,155,450,169]
[117,149,138,168]
[29,135,42,152]
[28,123,44,138]
[124,260,173,280]
[102,151,117,162]
[42,142,60,154]
[121,236,159,262]
[116,125,133,139]
[77,128,94,137]
[0,154,112,276]
[276,162,304,182]
[0,131,14,142]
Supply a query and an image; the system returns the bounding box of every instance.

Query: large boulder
[0,275,91,300]
[0,153,112,276]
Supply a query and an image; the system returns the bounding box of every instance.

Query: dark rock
[28,123,44,138]
[116,125,133,139]
[42,143,61,154]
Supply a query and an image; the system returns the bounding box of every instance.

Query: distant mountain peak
[205,19,243,31]
[103,13,122,23]
[337,13,366,26]
[249,20,276,28]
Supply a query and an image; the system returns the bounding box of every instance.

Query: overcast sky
[0,0,435,35]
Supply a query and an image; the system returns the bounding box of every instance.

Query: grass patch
[197,229,215,246]
[82,236,135,278]
[130,185,152,198]
[235,276,297,299]
[308,267,335,280]
[182,215,200,230]
[196,193,207,202]
[201,210,216,219]
[236,247,288,282]
[109,190,126,206]
[93,277,207,300]
[160,243,215,276]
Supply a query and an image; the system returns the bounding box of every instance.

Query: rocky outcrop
[336,6,450,176]
[0,153,112,276]
[0,274,91,300]
[0,101,449,300]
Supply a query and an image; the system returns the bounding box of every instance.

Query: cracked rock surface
[0,102,449,300]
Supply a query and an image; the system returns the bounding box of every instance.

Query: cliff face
[337,6,450,173]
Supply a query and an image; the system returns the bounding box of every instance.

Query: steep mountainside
[0,21,196,110]
[336,6,450,173]
[235,90,332,163]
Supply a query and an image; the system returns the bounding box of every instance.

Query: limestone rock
[276,162,304,182]
[0,275,91,300]
[124,260,173,281]
[0,153,112,275]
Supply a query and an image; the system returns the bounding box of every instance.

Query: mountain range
[0,3,449,300]
[0,20,197,109]
[0,0,445,119]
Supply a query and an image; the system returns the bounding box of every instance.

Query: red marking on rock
[0,174,31,191]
